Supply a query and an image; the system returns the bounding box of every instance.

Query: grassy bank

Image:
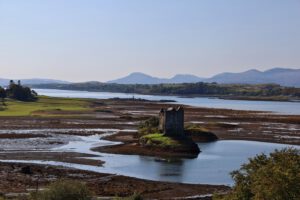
[139,133,200,157]
[140,133,181,148]
[0,96,91,117]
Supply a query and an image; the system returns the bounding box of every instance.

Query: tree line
[0,80,38,103]
[33,82,300,98]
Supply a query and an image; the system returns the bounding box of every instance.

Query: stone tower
[159,106,184,136]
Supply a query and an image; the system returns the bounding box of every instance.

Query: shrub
[138,116,160,136]
[30,179,92,200]
[140,133,180,148]
[214,148,300,200]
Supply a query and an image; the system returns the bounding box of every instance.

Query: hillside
[206,68,300,87]
[107,68,300,87]
[107,72,204,84]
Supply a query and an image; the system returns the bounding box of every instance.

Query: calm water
[2,133,298,185]
[94,140,299,185]
[35,89,300,115]
[8,89,296,185]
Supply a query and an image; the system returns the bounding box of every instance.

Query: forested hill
[32,82,300,100]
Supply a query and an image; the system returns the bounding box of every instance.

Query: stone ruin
[159,106,184,137]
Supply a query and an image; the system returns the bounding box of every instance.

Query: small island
[99,106,217,158]
[139,106,201,157]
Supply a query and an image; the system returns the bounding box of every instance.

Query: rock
[20,166,32,175]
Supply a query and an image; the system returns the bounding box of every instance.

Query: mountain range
[0,78,70,87]
[107,73,205,84]
[108,68,300,87]
[1,68,299,87]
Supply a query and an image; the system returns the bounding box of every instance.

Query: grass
[140,133,181,148]
[0,96,91,117]
[30,179,92,200]
[184,124,218,142]
[139,133,200,155]
[185,124,211,133]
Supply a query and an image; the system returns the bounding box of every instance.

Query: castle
[159,106,184,136]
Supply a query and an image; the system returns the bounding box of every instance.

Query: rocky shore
[93,131,202,158]
[0,163,230,199]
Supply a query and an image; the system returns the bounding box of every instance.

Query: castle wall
[159,107,184,136]
[159,110,165,131]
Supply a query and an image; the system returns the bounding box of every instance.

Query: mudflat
[0,163,230,199]
[0,96,299,198]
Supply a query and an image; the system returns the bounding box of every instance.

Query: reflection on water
[3,133,298,185]
[35,88,300,115]
[93,140,299,185]
[140,157,186,182]
[0,128,299,185]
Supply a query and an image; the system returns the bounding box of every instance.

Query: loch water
[8,89,296,185]
[35,89,300,115]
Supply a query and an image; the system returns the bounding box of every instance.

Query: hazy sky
[0,0,300,82]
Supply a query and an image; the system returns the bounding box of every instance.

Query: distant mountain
[2,68,299,88]
[169,74,205,83]
[0,78,70,87]
[107,72,164,84]
[206,68,300,87]
[107,68,300,87]
[107,72,204,84]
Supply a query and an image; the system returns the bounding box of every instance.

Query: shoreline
[0,162,230,199]
[92,130,300,159]
[33,87,300,102]
[0,96,299,198]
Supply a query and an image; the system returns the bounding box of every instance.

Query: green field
[0,96,91,117]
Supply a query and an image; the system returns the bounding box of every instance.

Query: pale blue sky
[0,0,299,81]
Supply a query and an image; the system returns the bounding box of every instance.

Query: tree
[5,80,38,101]
[9,80,14,87]
[138,116,160,136]
[214,148,300,200]
[0,87,6,105]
